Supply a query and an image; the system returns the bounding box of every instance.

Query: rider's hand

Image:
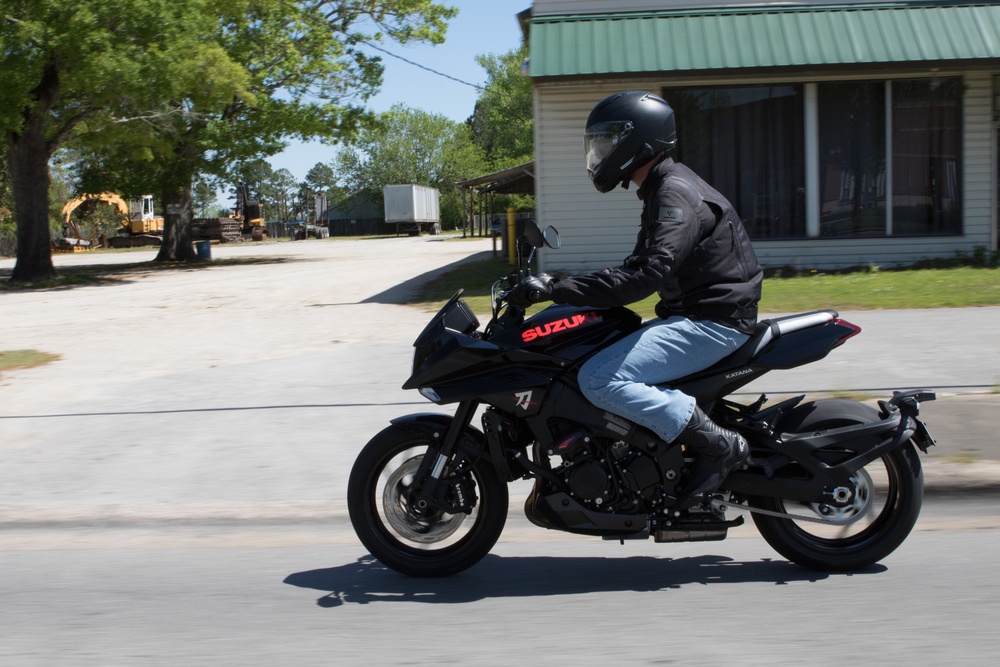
[511,273,555,308]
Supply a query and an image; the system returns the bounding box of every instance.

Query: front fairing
[403,294,642,404]
[403,293,564,399]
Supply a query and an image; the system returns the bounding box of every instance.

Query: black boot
[677,406,749,508]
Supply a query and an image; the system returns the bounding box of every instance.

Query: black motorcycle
[348,223,937,577]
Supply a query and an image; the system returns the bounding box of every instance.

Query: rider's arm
[550,186,704,308]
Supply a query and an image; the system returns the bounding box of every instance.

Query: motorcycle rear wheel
[751,433,923,572]
[347,425,508,577]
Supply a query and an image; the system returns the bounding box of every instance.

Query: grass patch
[759,266,1000,312]
[414,259,1000,317]
[940,453,981,465]
[0,349,60,377]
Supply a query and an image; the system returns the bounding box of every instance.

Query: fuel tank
[490,304,642,361]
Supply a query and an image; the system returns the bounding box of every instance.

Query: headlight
[418,387,442,403]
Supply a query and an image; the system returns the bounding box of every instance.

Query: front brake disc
[382,455,466,543]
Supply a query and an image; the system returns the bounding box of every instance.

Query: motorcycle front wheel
[750,440,923,572]
[347,424,508,577]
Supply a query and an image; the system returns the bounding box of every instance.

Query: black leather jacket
[551,157,763,335]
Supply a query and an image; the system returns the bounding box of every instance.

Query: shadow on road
[0,255,299,291]
[361,250,496,305]
[284,554,885,607]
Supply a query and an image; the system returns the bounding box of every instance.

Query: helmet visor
[585,121,633,174]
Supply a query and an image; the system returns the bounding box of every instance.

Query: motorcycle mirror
[542,226,561,250]
[518,219,559,272]
[522,219,545,249]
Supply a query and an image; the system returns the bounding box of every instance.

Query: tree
[192,178,218,218]
[468,46,533,169]
[300,164,344,221]
[95,0,455,262]
[304,162,340,198]
[3,1,456,279]
[333,104,485,228]
[261,168,299,221]
[1,0,237,281]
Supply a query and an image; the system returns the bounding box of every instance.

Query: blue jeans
[578,317,749,443]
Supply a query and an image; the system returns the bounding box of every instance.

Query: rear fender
[770,398,919,487]
[725,397,923,501]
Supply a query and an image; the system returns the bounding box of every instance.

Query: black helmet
[584,91,677,193]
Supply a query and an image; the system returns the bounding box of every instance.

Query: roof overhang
[456,162,535,195]
[529,3,1000,80]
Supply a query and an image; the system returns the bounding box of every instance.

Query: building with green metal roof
[527,1,1000,271]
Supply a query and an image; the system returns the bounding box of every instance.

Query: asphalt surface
[1,236,999,535]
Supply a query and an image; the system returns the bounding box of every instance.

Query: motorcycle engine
[551,433,676,512]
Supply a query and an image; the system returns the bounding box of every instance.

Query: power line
[361,40,484,91]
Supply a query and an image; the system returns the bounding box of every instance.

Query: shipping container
[383,185,441,224]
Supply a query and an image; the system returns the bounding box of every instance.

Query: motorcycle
[347,222,937,577]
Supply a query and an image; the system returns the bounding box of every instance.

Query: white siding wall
[535,82,647,275]
[536,73,998,274]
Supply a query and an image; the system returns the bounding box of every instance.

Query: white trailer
[383,184,440,235]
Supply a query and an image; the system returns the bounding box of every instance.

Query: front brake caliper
[436,473,478,514]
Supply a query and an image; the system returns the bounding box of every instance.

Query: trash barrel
[195,240,212,260]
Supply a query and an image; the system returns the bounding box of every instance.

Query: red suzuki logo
[521,312,600,343]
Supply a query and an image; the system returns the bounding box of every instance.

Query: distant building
[317,192,389,236]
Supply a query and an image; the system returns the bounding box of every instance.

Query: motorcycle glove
[522,274,555,304]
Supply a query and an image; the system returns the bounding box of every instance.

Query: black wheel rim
[774,453,903,549]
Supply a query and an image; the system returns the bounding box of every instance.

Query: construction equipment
[234,182,267,241]
[58,193,164,250]
[191,183,267,244]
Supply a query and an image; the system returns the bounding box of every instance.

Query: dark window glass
[818,82,886,237]
[665,86,806,239]
[892,78,962,236]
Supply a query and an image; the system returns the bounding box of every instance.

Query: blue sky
[269,1,529,182]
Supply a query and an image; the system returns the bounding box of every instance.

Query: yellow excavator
[59,193,164,249]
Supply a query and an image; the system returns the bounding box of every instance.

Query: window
[892,78,962,236]
[818,82,886,237]
[664,77,963,240]
[666,86,806,239]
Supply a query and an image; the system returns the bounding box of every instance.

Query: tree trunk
[155,180,196,262]
[8,65,59,282]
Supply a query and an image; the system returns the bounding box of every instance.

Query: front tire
[347,424,508,577]
[750,402,924,571]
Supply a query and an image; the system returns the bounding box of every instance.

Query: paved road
[2,520,999,666]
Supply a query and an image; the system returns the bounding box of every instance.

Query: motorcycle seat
[727,309,840,367]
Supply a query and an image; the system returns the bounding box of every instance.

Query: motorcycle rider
[521,91,763,507]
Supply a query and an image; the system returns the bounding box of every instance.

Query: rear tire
[347,424,508,577]
[750,402,923,571]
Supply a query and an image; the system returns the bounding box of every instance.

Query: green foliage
[2,0,458,271]
[226,160,307,221]
[304,163,341,199]
[333,104,486,227]
[468,46,533,169]
[192,178,218,217]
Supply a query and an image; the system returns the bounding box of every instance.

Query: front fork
[410,401,480,514]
